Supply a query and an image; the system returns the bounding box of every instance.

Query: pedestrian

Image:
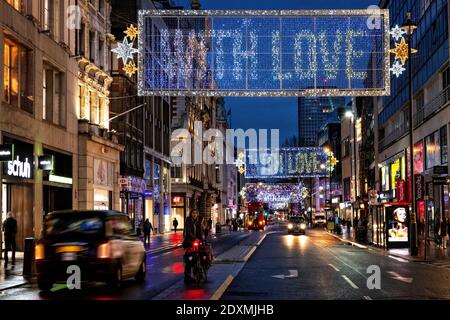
[2,212,17,268]
[208,218,213,233]
[347,219,351,235]
[143,218,153,246]
[228,219,232,233]
[439,217,448,249]
[173,217,179,234]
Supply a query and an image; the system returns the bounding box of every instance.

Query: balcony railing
[378,122,408,152]
[414,86,450,127]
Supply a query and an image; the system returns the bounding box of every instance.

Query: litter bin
[23,237,35,277]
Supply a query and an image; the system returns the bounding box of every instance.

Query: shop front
[171,194,186,231]
[42,148,73,213]
[93,158,114,211]
[1,136,34,251]
[119,176,146,232]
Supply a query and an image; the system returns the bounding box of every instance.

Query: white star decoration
[390,60,406,77]
[111,37,139,64]
[389,25,406,41]
[234,158,245,168]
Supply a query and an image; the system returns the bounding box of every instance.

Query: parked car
[35,210,146,292]
[313,213,326,228]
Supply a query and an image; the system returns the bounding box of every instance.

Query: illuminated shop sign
[138,10,390,97]
[7,156,31,179]
[38,155,54,171]
[0,144,14,162]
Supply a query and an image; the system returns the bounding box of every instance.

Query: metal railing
[414,86,450,127]
[378,122,408,152]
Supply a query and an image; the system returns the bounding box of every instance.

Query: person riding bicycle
[183,209,205,283]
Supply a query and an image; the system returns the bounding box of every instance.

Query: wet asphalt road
[221,228,450,300]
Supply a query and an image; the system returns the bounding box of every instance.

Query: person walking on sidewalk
[439,217,448,249]
[173,217,179,234]
[2,212,17,268]
[143,218,153,246]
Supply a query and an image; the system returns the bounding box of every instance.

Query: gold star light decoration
[389,37,417,65]
[389,25,417,78]
[123,60,139,77]
[112,24,139,77]
[124,24,140,41]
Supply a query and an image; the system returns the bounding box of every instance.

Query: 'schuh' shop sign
[138,9,390,97]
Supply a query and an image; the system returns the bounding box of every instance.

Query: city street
[222,228,450,300]
[1,224,449,300]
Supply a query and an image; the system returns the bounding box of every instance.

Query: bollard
[23,237,35,277]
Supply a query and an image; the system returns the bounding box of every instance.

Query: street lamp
[401,12,418,256]
[345,109,358,227]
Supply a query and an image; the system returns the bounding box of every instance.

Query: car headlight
[300,223,306,230]
[288,223,293,229]
[35,244,45,260]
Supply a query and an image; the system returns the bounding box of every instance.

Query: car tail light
[193,240,200,248]
[97,242,111,259]
[35,244,45,260]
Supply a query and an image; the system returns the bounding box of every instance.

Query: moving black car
[35,210,146,292]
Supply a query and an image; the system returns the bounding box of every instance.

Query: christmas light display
[245,183,308,208]
[245,148,332,179]
[138,10,390,97]
[388,25,417,78]
[111,24,140,77]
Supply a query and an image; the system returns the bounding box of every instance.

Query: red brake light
[193,240,200,247]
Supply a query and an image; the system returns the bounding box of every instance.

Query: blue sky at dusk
[173,0,378,143]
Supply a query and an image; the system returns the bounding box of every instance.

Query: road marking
[272,270,298,279]
[364,295,372,300]
[328,263,340,272]
[387,271,413,283]
[210,275,234,300]
[342,275,359,289]
[388,255,409,263]
[243,246,257,262]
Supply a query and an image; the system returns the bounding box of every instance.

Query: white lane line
[388,255,409,263]
[364,296,372,300]
[328,263,340,272]
[342,275,359,289]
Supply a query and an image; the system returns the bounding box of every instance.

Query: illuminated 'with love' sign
[138,10,390,97]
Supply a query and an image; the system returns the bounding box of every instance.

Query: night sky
[174,0,378,143]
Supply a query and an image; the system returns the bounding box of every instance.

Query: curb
[0,280,29,292]
[329,232,437,263]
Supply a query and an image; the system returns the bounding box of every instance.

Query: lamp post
[345,110,358,227]
[401,12,418,256]
[323,146,332,224]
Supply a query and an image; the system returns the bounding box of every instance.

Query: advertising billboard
[386,204,410,248]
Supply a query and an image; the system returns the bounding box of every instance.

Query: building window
[77,23,86,56]
[3,39,33,113]
[89,31,96,62]
[98,0,105,15]
[425,130,441,169]
[98,39,104,69]
[440,126,448,165]
[43,67,64,126]
[6,0,21,11]
[90,91,98,124]
[342,137,350,158]
[42,0,54,33]
[443,66,450,90]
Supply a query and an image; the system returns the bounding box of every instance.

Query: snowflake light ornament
[389,25,406,41]
[112,37,139,64]
[390,60,406,77]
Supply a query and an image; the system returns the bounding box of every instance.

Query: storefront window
[94,189,109,210]
[413,141,424,174]
[391,159,401,192]
[440,126,448,164]
[381,166,389,191]
[425,130,441,169]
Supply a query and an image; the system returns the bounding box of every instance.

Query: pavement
[0,252,28,292]
[331,226,450,267]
